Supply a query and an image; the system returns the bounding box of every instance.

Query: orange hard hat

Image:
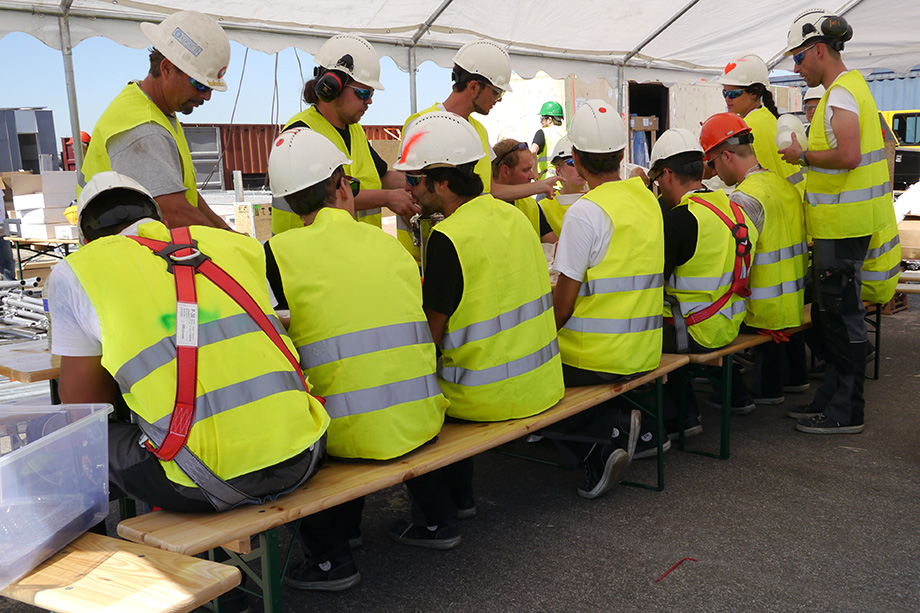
[699,112,753,160]
[80,131,91,144]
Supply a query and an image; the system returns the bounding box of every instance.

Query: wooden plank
[0,339,59,382]
[0,532,240,613]
[899,270,920,283]
[687,306,813,366]
[895,283,920,294]
[119,354,689,556]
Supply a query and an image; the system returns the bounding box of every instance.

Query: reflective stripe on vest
[442,292,552,351]
[563,314,662,334]
[578,273,663,296]
[862,222,901,303]
[322,373,444,419]
[297,320,432,369]
[752,242,808,266]
[748,277,805,300]
[439,340,559,387]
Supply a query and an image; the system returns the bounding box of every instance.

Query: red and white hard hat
[719,55,769,88]
[141,10,230,92]
[269,128,352,197]
[393,112,485,172]
[568,99,627,154]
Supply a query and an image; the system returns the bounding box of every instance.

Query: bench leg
[677,361,731,461]
[718,355,731,460]
[621,378,665,492]
[207,527,284,613]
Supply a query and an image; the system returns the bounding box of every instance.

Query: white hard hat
[393,111,485,171]
[141,11,230,92]
[719,55,769,88]
[568,99,627,154]
[269,128,352,197]
[314,34,385,91]
[453,39,513,93]
[776,114,809,151]
[550,135,574,162]
[77,171,161,245]
[804,84,826,101]
[649,128,703,170]
[785,9,853,55]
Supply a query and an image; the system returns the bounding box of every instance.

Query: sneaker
[706,394,756,415]
[577,447,629,500]
[752,394,785,405]
[387,519,461,550]
[456,506,477,520]
[783,382,810,393]
[786,401,823,419]
[609,409,641,461]
[795,414,864,434]
[633,435,671,460]
[665,414,703,441]
[283,558,361,592]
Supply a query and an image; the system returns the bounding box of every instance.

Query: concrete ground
[3,305,919,612]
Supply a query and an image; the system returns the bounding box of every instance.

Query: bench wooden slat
[118,354,689,556]
[898,270,920,283]
[0,532,240,613]
[687,306,813,366]
[895,282,920,294]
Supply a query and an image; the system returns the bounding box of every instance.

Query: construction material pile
[0,278,46,341]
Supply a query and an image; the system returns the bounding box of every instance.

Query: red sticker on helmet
[275,138,285,147]
[598,107,607,113]
[724,62,737,74]
[217,66,227,79]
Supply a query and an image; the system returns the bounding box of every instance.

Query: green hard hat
[540,101,564,117]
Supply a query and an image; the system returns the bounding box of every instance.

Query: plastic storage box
[0,404,112,590]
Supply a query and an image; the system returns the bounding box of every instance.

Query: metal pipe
[410,0,456,45]
[409,47,418,115]
[59,0,83,172]
[3,298,45,313]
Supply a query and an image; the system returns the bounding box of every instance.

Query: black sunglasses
[344,175,360,197]
[405,172,425,187]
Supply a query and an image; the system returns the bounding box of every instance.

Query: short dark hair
[424,163,483,198]
[148,48,165,77]
[284,166,346,217]
[451,65,494,94]
[572,147,623,177]
[542,116,563,126]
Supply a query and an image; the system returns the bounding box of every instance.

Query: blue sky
[0,32,453,145]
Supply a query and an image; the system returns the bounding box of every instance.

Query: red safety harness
[128,227,315,462]
[681,197,753,326]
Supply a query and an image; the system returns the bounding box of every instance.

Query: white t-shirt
[551,196,613,282]
[823,86,859,149]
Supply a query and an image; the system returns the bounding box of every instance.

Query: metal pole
[409,47,418,115]
[59,0,83,172]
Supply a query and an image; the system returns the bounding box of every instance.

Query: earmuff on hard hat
[313,54,355,102]
[802,14,853,51]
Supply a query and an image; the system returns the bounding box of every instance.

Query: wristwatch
[798,150,808,167]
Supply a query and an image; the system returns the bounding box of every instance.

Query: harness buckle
[153,240,211,273]
[731,223,752,257]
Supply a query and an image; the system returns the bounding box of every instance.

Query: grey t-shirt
[107,120,187,198]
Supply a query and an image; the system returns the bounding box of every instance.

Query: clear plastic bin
[0,403,112,590]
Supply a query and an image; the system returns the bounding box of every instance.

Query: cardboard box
[20,223,67,240]
[629,116,660,131]
[898,219,920,259]
[19,207,70,225]
[54,225,79,240]
[10,172,77,210]
[234,203,272,242]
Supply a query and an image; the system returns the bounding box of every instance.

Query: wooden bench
[118,353,689,613]
[0,532,240,613]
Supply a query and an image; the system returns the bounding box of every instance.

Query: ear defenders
[802,14,853,52]
[313,54,355,102]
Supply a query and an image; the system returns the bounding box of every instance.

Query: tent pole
[623,0,701,64]
[409,47,418,115]
[59,0,82,171]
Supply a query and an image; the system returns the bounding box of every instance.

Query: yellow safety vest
[558,178,664,374]
[432,194,563,420]
[541,193,580,236]
[537,124,567,178]
[79,83,197,206]
[397,103,492,263]
[735,170,807,329]
[806,70,893,239]
[746,106,806,195]
[271,106,383,235]
[67,221,329,489]
[861,220,901,304]
[269,207,448,460]
[512,196,541,236]
[665,191,760,349]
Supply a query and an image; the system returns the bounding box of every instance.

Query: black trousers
[746,326,809,398]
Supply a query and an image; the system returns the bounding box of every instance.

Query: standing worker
[388,112,563,546]
[492,138,558,242]
[79,11,231,229]
[265,128,448,591]
[779,9,898,434]
[720,54,805,192]
[803,85,826,130]
[397,40,557,261]
[531,101,567,179]
[539,135,587,236]
[271,34,420,235]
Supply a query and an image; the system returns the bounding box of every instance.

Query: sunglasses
[189,77,211,93]
[344,175,361,197]
[722,89,745,100]
[475,80,504,100]
[561,157,575,167]
[793,43,818,66]
[496,141,529,168]
[346,84,374,101]
[405,172,425,187]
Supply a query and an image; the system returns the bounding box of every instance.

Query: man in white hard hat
[49,170,330,612]
[700,112,809,407]
[539,135,587,236]
[80,11,231,229]
[803,84,826,128]
[649,128,759,434]
[389,111,563,544]
[779,9,899,434]
[271,34,419,236]
[396,40,558,262]
[263,128,448,591]
[492,138,558,242]
[543,99,666,489]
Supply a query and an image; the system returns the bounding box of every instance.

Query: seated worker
[388,111,564,547]
[546,99,667,497]
[700,113,808,406]
[492,138,558,243]
[264,128,449,591]
[540,135,587,236]
[272,34,419,235]
[648,129,759,432]
[49,172,330,612]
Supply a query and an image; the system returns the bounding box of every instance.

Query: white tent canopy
[2,0,919,165]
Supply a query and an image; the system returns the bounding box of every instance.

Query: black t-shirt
[263,241,289,310]
[537,204,553,237]
[423,231,463,317]
[531,129,546,152]
[662,189,712,279]
[286,120,388,179]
